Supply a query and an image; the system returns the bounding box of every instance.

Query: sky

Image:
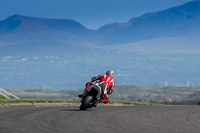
[0,0,195,29]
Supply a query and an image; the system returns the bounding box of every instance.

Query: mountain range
[1,1,200,90]
[98,0,200,44]
[0,1,200,55]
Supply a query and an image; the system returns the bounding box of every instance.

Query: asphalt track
[0,105,200,133]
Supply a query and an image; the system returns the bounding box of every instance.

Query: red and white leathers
[84,74,115,103]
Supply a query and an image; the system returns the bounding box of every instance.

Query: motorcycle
[78,82,106,110]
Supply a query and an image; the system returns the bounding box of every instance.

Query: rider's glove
[91,77,96,82]
[107,87,114,95]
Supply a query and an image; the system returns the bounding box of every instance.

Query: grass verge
[0,95,7,100]
[0,99,163,106]
[0,99,80,104]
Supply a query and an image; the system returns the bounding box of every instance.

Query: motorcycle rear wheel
[80,95,93,110]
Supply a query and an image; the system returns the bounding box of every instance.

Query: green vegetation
[4,86,200,105]
[0,99,80,104]
[0,99,163,106]
[110,86,200,104]
[0,95,7,99]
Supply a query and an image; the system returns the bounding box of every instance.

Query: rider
[79,70,115,103]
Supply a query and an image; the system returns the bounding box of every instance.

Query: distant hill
[0,14,98,56]
[0,14,96,50]
[0,1,200,52]
[5,86,200,103]
[98,1,200,44]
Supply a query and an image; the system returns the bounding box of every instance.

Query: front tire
[80,95,93,110]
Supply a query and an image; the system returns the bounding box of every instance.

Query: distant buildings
[165,81,191,87]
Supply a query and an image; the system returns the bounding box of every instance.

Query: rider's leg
[100,93,109,103]
[99,87,109,103]
[78,81,91,98]
[84,81,91,94]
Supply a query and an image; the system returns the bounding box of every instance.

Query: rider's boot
[78,92,86,98]
[78,82,91,98]
[100,99,108,104]
[99,93,109,104]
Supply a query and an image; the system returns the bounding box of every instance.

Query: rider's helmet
[106,70,114,76]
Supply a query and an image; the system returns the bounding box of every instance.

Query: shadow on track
[61,109,95,111]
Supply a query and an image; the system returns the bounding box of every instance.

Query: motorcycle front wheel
[80,95,93,110]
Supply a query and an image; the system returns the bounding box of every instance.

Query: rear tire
[80,95,93,110]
